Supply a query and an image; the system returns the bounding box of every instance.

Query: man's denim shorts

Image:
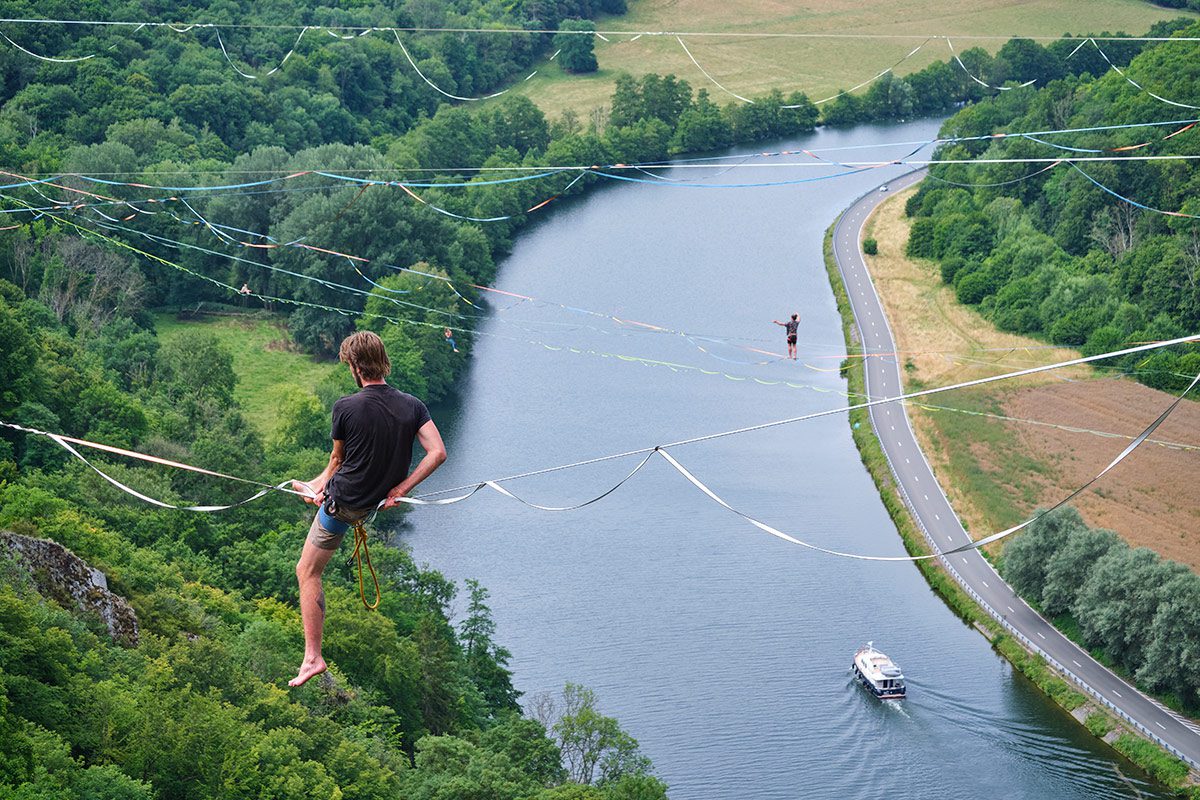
[307,502,369,550]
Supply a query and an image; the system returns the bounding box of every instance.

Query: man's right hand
[293,480,323,506]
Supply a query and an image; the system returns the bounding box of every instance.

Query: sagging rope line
[392,30,510,102]
[2,336,1197,563]
[214,26,308,79]
[678,36,934,108]
[418,332,1200,496]
[1070,161,1200,219]
[1087,38,1200,112]
[3,197,852,383]
[3,18,1200,41]
[0,116,1195,188]
[3,117,1196,177]
[661,367,1198,561]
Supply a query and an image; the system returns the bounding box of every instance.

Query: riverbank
[824,193,1200,795]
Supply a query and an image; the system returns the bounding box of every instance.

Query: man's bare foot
[289,657,327,687]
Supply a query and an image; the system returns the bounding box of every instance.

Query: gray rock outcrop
[1,531,139,646]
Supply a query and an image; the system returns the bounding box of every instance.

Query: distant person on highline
[773,313,800,360]
[289,330,446,687]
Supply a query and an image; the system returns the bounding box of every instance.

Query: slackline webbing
[1,334,1197,562]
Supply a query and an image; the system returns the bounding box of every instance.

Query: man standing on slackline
[289,330,447,687]
[773,313,800,360]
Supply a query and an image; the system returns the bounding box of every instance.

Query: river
[401,119,1168,799]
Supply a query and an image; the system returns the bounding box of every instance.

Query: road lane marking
[961,557,969,565]
[1037,632,1046,640]
[1007,606,1015,613]
[1157,722,1167,730]
[934,514,940,520]
[947,536,953,542]
[1113,690,1122,698]
[923,494,929,500]
[1072,660,1082,667]
[982,581,989,588]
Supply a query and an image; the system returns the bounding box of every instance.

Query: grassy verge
[154,311,340,440]
[822,224,998,634]
[823,218,1198,795]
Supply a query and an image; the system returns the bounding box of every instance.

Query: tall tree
[555,21,599,74]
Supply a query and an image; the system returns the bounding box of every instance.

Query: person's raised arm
[292,440,344,505]
[772,319,783,326]
[382,420,447,509]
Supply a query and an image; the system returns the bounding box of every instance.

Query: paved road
[833,170,1200,771]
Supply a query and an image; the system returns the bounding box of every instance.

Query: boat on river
[852,643,906,699]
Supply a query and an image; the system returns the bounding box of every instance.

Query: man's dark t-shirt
[326,385,431,509]
[785,319,799,336]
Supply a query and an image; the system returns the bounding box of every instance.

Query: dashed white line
[923,494,929,500]
[946,535,953,543]
[1113,690,1123,698]
[961,557,969,565]
[1006,606,1015,613]
[1072,660,1082,667]
[934,513,940,520]
[1037,632,1046,640]
[982,580,989,588]
[1157,721,1167,730]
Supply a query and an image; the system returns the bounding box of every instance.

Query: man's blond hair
[338,331,391,381]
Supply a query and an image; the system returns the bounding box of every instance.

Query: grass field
[510,0,1194,119]
[154,312,340,440]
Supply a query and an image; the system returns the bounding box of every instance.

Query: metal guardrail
[833,191,1200,773]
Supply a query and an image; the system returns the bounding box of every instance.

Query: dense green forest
[1003,507,1200,711]
[2,1,1199,795]
[0,292,667,799]
[903,21,1200,391]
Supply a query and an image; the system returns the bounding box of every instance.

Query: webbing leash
[350,522,381,610]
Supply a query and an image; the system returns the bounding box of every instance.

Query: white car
[879,185,889,192]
